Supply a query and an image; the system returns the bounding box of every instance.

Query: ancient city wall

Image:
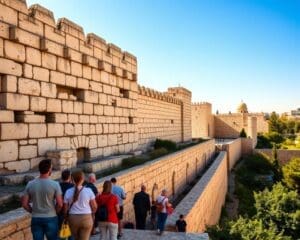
[216,139,242,170]
[254,149,300,165]
[192,102,214,138]
[167,151,228,233]
[137,86,182,149]
[0,0,194,175]
[0,140,215,239]
[97,139,215,222]
[214,113,248,138]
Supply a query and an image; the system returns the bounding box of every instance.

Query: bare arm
[115,203,120,213]
[55,194,63,213]
[90,199,97,213]
[21,195,32,213]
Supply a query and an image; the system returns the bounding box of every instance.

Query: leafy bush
[254,183,300,238]
[154,139,177,152]
[230,217,292,240]
[149,147,168,159]
[282,157,300,191]
[121,156,147,168]
[256,133,273,148]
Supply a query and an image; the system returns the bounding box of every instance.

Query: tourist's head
[72,169,85,185]
[39,159,52,175]
[141,185,146,192]
[61,169,72,182]
[162,189,168,196]
[88,173,96,183]
[179,214,184,219]
[103,180,113,193]
[111,177,117,184]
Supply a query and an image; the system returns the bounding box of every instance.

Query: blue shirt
[112,185,126,206]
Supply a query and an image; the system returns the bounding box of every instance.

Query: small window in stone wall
[76,147,90,163]
[57,85,83,101]
[120,88,129,98]
[129,117,134,124]
[14,111,56,123]
[171,119,174,124]
[111,99,117,107]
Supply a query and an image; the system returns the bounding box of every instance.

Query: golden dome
[237,102,248,113]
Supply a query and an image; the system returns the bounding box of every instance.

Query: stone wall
[216,139,242,171]
[0,0,194,174]
[96,139,215,222]
[0,208,31,240]
[166,151,227,233]
[254,149,300,165]
[0,140,215,239]
[137,86,182,149]
[167,87,192,142]
[191,102,214,139]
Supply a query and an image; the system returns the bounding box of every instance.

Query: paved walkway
[90,229,209,240]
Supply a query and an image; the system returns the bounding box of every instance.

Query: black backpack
[96,194,112,222]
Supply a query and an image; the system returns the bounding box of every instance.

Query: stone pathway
[225,171,239,219]
[90,229,209,240]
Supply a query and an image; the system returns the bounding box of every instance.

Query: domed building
[237,102,248,113]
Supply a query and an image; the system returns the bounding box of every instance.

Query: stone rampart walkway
[90,229,209,240]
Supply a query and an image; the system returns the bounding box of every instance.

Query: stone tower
[166,87,192,142]
[192,102,214,138]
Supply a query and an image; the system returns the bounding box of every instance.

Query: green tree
[240,128,247,138]
[230,217,292,240]
[254,183,300,238]
[269,112,284,133]
[282,158,300,192]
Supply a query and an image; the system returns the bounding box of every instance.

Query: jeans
[31,216,58,240]
[157,212,168,232]
[99,222,118,240]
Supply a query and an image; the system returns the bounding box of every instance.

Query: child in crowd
[176,214,187,232]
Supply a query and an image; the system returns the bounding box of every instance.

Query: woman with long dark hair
[63,169,97,240]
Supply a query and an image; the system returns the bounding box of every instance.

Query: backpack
[156,197,166,213]
[96,194,112,222]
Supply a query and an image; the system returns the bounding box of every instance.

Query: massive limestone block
[0,140,18,163]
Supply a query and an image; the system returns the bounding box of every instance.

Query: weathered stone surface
[18,78,41,96]
[47,99,61,112]
[26,47,41,66]
[4,40,25,62]
[0,110,14,122]
[30,96,46,112]
[19,145,37,159]
[0,140,18,163]
[5,159,30,173]
[38,138,56,156]
[33,66,49,82]
[0,123,28,140]
[0,75,17,93]
[47,123,64,137]
[29,124,47,138]
[0,57,22,76]
[41,82,57,98]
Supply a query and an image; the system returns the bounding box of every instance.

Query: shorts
[117,206,124,220]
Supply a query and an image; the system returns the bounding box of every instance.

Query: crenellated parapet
[192,102,212,107]
[138,85,182,105]
[1,1,137,80]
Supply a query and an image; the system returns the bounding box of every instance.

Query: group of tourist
[21,159,186,240]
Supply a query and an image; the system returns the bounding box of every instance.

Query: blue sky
[27,0,300,114]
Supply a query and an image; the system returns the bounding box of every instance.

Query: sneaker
[156,229,160,235]
[117,233,122,239]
